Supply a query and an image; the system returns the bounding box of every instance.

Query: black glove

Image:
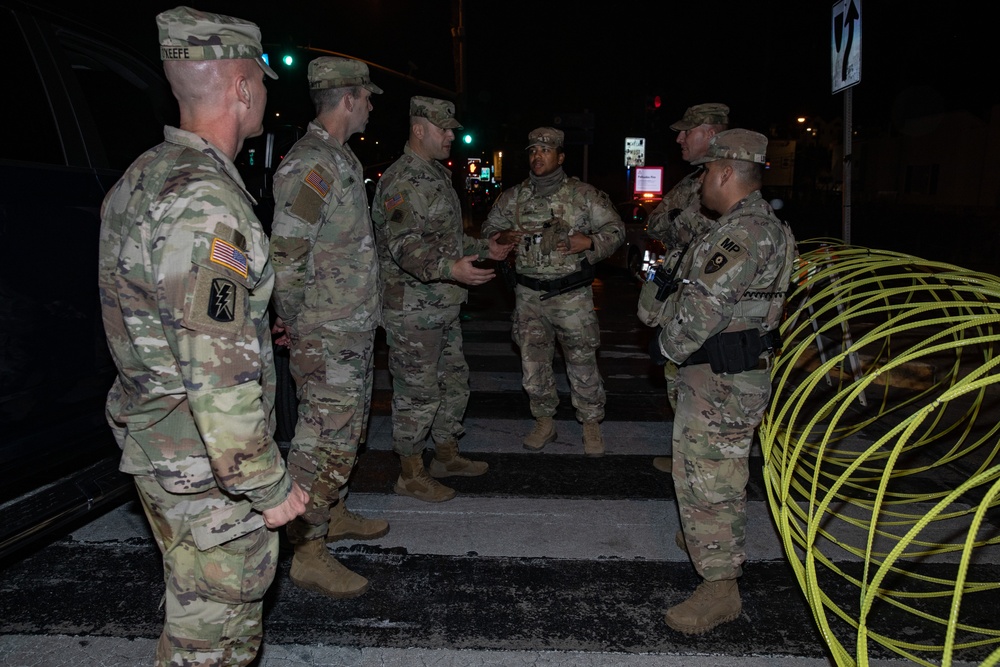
[648,326,667,366]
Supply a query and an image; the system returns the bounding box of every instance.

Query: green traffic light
[282,54,294,67]
[463,134,472,144]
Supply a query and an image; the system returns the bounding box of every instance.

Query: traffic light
[463,133,473,145]
[261,51,295,68]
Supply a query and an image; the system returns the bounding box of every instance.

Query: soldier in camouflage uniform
[646,103,729,474]
[371,97,513,503]
[269,56,387,599]
[482,128,624,456]
[98,7,308,666]
[647,130,796,634]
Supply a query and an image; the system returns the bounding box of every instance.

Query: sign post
[832,0,861,244]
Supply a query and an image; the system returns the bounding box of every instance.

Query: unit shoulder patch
[188,266,247,335]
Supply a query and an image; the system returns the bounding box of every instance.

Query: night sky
[34,0,1000,199]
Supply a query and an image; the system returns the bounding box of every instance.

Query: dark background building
[22,1,1000,274]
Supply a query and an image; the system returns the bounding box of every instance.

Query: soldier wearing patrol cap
[645,129,796,635]
[99,6,308,666]
[372,97,513,503]
[645,102,730,475]
[269,55,386,600]
[647,102,730,248]
[483,127,624,456]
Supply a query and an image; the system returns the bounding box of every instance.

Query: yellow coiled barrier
[759,239,1000,667]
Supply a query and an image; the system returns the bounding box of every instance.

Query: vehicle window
[0,8,62,165]
[56,26,175,170]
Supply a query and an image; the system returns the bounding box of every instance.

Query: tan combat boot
[428,439,488,478]
[582,419,604,457]
[395,453,456,502]
[289,538,368,598]
[326,500,389,542]
[664,579,741,635]
[522,417,557,451]
[652,456,671,473]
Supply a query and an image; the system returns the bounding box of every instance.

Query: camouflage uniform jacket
[372,144,488,310]
[270,120,380,334]
[99,126,291,513]
[645,169,714,251]
[659,190,796,364]
[481,173,624,279]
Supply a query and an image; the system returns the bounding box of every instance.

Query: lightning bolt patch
[209,278,236,322]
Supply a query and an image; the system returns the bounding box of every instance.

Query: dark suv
[0,1,175,559]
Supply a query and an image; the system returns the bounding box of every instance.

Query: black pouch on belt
[704,330,764,374]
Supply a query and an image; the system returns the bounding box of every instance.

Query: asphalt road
[0,260,993,667]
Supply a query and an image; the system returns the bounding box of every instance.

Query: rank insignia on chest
[208,278,237,322]
[210,238,248,278]
[305,169,330,198]
[385,192,404,211]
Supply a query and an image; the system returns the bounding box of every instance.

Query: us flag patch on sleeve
[305,169,331,197]
[385,192,404,211]
[210,238,249,278]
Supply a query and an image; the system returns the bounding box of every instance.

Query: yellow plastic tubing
[759,239,1000,667]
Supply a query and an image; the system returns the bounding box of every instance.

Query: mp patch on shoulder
[704,236,746,275]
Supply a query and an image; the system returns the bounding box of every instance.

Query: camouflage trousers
[133,474,278,667]
[664,360,679,412]
[512,284,605,421]
[671,363,771,581]
[383,305,469,457]
[285,327,375,543]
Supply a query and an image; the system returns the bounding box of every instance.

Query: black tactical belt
[515,259,595,297]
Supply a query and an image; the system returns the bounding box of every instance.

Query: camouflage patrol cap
[410,96,462,129]
[690,129,767,165]
[526,127,564,149]
[669,103,730,131]
[308,56,383,94]
[156,6,277,80]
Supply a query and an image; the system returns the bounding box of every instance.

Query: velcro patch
[188,265,247,335]
[304,169,331,198]
[385,192,404,211]
[209,238,248,278]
